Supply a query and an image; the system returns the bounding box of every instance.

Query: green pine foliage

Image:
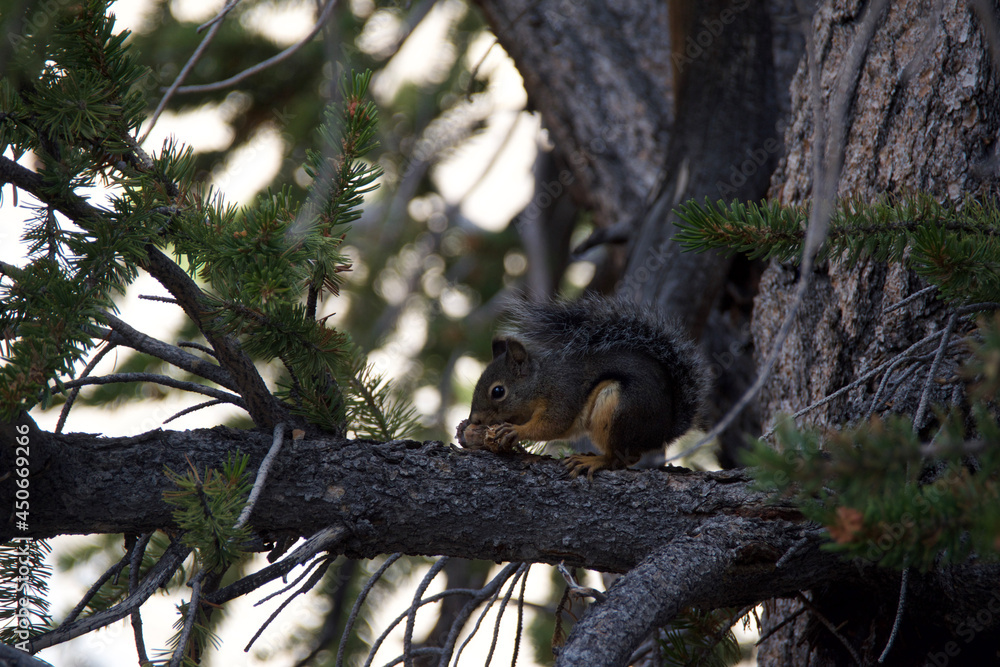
[676,193,1000,570]
[675,193,1000,304]
[0,1,415,439]
[742,316,1000,571]
[155,600,221,667]
[0,539,52,646]
[0,1,155,420]
[163,453,253,573]
[657,608,744,667]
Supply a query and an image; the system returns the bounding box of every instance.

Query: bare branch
[235,422,286,531]
[403,557,450,667]
[164,399,227,424]
[172,0,339,95]
[141,12,230,144]
[796,592,863,665]
[101,311,237,391]
[57,537,135,627]
[762,326,949,438]
[557,522,734,666]
[203,526,346,606]
[56,341,118,434]
[882,284,938,314]
[197,0,242,33]
[171,571,205,667]
[32,538,191,651]
[58,372,246,409]
[336,553,403,667]
[438,562,522,667]
[483,565,526,666]
[0,645,55,667]
[129,533,154,667]
[245,556,333,651]
[556,562,606,603]
[877,568,910,663]
[914,312,959,429]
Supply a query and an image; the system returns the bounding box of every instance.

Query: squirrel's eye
[490,384,506,400]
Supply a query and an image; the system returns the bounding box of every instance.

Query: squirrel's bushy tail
[501,294,711,433]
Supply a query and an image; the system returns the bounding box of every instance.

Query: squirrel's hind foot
[564,452,638,480]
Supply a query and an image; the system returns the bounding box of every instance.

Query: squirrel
[457,294,710,478]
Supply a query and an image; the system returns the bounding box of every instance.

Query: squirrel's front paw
[489,423,523,453]
[459,421,522,454]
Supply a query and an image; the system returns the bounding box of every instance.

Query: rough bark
[5,420,1000,663]
[9,421,815,575]
[755,1,1000,664]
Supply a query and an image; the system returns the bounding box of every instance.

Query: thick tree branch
[6,424,1000,662]
[557,519,765,666]
[4,425,863,623]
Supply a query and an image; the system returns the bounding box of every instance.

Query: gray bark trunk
[755,1,1000,664]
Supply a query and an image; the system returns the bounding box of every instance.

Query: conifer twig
[878,568,909,664]
[59,372,246,408]
[56,538,136,628]
[337,553,403,667]
[796,592,862,665]
[170,571,205,667]
[452,565,521,666]
[56,342,118,434]
[483,565,526,666]
[434,562,523,667]
[235,422,286,531]
[244,556,333,651]
[401,557,450,666]
[163,399,226,424]
[202,526,345,606]
[128,533,154,667]
[512,565,529,667]
[100,311,236,390]
[761,327,949,439]
[914,312,958,429]
[140,0,238,145]
[173,0,338,95]
[32,539,192,652]
[197,0,242,32]
[883,284,937,314]
[556,562,606,602]
[362,587,502,666]
[755,606,806,646]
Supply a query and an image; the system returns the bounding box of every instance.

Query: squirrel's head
[468,337,537,426]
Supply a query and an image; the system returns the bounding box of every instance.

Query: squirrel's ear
[505,339,529,364]
[491,338,508,359]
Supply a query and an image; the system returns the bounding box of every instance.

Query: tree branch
[0,155,290,428]
[100,311,237,391]
[30,538,191,651]
[557,519,768,666]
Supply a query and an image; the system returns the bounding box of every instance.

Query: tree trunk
[755,1,1000,664]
